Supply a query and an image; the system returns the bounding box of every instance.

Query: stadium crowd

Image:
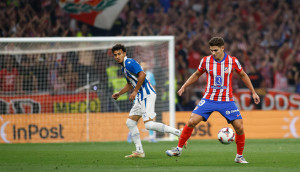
[0,0,300,110]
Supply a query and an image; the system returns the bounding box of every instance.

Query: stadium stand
[0,0,299,111]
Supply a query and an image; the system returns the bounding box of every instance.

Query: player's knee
[235,126,244,135]
[144,121,154,130]
[126,118,137,128]
[187,120,197,128]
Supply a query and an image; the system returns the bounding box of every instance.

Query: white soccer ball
[217,127,235,145]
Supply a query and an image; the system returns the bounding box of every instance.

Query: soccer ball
[217,127,235,145]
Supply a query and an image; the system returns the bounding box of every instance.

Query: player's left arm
[237,69,260,104]
[129,71,146,101]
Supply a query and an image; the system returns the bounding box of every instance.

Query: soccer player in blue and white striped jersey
[111,44,181,158]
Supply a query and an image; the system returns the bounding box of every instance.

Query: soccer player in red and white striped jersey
[199,47,243,102]
[166,37,260,163]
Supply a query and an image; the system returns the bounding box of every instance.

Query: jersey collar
[213,52,227,63]
[122,56,128,66]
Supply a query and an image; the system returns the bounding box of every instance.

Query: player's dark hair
[112,44,126,53]
[209,37,225,47]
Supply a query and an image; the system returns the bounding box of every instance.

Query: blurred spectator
[106,63,119,89]
[0,56,20,94]
[77,50,94,87]
[296,78,300,94]
[47,53,65,94]
[112,69,128,102]
[248,65,266,109]
[64,63,78,92]
[34,54,49,91]
[273,57,288,91]
[53,75,66,94]
[141,62,156,88]
[19,55,38,94]
[111,69,132,112]
[76,23,92,37]
[286,40,300,92]
[259,51,275,88]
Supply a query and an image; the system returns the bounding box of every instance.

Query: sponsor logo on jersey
[210,86,227,89]
[215,75,223,86]
[231,109,239,113]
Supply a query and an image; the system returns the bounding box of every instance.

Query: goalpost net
[0,36,176,143]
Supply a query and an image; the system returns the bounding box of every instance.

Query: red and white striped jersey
[198,53,243,102]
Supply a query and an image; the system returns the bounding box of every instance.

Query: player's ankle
[177,147,183,150]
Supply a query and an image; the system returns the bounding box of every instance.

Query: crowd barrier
[0,110,299,143]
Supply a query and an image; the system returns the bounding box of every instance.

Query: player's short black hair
[209,37,225,47]
[112,44,126,53]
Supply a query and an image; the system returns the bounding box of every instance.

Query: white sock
[126,119,143,153]
[144,121,181,136]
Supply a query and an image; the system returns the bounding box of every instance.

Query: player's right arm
[178,70,204,96]
[112,83,132,100]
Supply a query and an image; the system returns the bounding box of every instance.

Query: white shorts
[129,94,157,121]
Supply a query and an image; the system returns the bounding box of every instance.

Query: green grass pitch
[0,139,299,172]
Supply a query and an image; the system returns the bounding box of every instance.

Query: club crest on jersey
[215,75,223,86]
[224,67,229,73]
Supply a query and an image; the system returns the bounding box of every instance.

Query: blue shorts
[192,98,242,124]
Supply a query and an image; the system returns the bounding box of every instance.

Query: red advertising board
[233,89,300,110]
[0,92,100,114]
[0,89,299,115]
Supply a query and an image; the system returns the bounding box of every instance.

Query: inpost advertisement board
[163,110,300,139]
[0,113,148,143]
[0,110,299,143]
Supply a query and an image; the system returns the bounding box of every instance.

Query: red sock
[178,125,194,148]
[235,133,245,155]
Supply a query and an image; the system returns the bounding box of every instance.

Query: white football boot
[125,151,145,158]
[235,154,248,163]
[166,147,182,157]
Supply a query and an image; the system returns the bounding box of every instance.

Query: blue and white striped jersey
[122,56,156,101]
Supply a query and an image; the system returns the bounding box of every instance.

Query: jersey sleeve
[233,57,243,73]
[198,57,206,73]
[125,59,143,75]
